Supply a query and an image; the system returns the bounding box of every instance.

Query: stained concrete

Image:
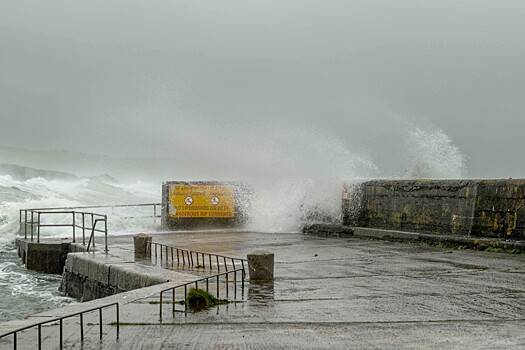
[344,179,525,240]
[2,230,525,349]
[16,238,73,274]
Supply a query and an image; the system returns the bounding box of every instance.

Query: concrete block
[247,251,274,282]
[134,233,152,258]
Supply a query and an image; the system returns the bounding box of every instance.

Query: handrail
[147,241,247,274]
[0,302,119,350]
[19,203,161,253]
[159,268,245,321]
[87,218,107,253]
[20,202,161,214]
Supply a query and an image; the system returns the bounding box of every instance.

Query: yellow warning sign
[169,183,235,218]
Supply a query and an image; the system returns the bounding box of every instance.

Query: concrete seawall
[343,179,525,240]
[60,253,166,301]
[15,239,87,274]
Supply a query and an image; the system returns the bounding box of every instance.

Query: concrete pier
[2,230,524,349]
[16,239,74,274]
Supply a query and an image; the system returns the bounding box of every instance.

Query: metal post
[182,250,185,265]
[24,210,27,239]
[82,213,85,245]
[177,249,180,264]
[196,253,199,266]
[172,289,176,315]
[104,215,108,254]
[206,278,209,293]
[116,304,120,340]
[80,313,84,342]
[217,275,219,298]
[242,270,245,299]
[234,270,237,299]
[226,272,229,298]
[38,324,41,350]
[160,291,163,321]
[90,213,94,246]
[59,319,63,350]
[72,212,76,243]
[99,308,103,339]
[209,255,212,270]
[216,255,220,272]
[184,285,187,315]
[171,247,174,267]
[13,333,16,350]
[30,211,34,241]
[37,212,41,243]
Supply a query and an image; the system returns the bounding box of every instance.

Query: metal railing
[19,203,161,253]
[147,241,248,274]
[0,302,119,350]
[19,209,108,252]
[159,268,245,321]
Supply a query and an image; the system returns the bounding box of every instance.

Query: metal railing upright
[158,268,245,321]
[147,241,248,275]
[0,302,119,350]
[19,203,161,253]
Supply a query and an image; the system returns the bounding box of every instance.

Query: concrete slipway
[1,230,525,349]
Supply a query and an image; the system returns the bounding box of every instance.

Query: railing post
[99,308,103,339]
[184,285,187,315]
[59,319,63,350]
[159,291,162,322]
[80,313,84,342]
[24,210,27,239]
[38,324,41,350]
[72,212,76,243]
[104,215,108,254]
[30,211,34,241]
[37,212,41,243]
[172,289,176,315]
[116,303,120,340]
[82,213,85,245]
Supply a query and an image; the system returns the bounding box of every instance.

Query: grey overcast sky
[1,0,524,179]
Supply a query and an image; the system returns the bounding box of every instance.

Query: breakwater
[343,179,525,240]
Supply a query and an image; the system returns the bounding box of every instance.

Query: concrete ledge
[60,252,197,302]
[61,253,169,301]
[354,227,525,253]
[302,224,354,238]
[304,225,525,253]
[16,239,72,274]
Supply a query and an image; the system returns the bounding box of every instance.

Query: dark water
[0,242,75,322]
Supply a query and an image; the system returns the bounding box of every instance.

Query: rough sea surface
[0,165,158,321]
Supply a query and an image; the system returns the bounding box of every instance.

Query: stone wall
[343,179,525,240]
[60,253,167,301]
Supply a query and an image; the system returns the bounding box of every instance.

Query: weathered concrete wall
[60,253,168,301]
[16,239,72,274]
[343,179,525,240]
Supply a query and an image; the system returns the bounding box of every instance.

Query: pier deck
[2,230,525,349]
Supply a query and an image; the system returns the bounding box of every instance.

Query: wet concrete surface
[2,230,525,349]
